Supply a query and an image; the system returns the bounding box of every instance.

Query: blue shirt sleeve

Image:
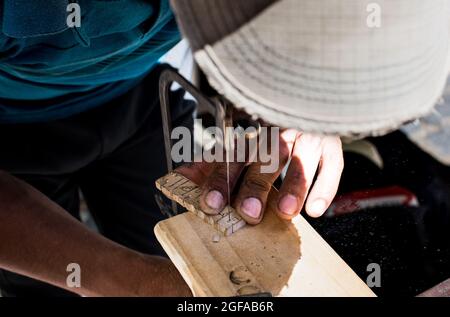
[0,32,10,65]
[0,0,182,124]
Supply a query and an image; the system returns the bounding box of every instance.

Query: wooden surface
[154,173,376,297]
[156,172,246,236]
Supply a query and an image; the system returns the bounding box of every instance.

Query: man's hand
[0,170,192,297]
[177,130,344,225]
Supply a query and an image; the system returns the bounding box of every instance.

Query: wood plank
[154,173,376,297]
[156,172,246,236]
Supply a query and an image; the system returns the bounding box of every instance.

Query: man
[0,0,343,296]
[169,0,450,296]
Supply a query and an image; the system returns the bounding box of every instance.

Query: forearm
[0,171,180,296]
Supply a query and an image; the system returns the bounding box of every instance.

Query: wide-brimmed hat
[170,0,450,136]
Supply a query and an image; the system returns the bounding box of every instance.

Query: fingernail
[278,194,299,215]
[309,199,327,216]
[241,198,262,219]
[206,190,223,210]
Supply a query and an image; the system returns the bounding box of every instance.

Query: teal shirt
[0,0,180,123]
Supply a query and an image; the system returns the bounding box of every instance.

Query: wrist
[77,245,146,297]
[67,241,190,297]
[133,254,192,297]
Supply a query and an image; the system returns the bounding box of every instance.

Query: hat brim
[175,0,450,137]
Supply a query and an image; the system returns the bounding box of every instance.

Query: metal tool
[158,66,272,297]
[159,66,230,214]
[158,65,261,215]
[159,66,228,172]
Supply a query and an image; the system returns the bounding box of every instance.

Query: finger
[234,129,296,225]
[233,166,278,225]
[199,161,246,215]
[305,137,344,218]
[277,133,323,220]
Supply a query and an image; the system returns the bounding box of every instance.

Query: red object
[325,186,419,217]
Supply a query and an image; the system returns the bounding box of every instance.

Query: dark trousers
[0,65,194,297]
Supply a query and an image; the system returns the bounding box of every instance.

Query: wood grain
[154,173,376,297]
[156,172,246,236]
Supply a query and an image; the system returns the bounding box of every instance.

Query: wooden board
[156,172,246,236]
[154,173,376,297]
